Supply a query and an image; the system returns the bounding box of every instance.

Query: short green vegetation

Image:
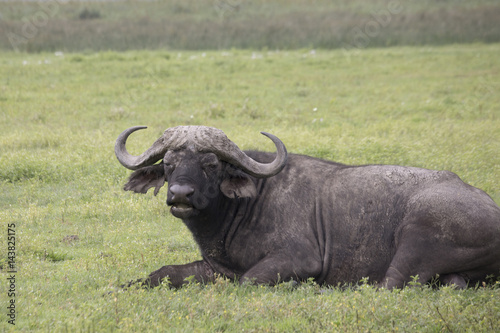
[1,44,499,331]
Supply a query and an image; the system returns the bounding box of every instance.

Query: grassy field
[1,0,500,52]
[1,44,500,331]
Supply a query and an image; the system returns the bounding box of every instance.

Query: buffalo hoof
[439,274,467,289]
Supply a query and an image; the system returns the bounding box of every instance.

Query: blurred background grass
[1,0,500,52]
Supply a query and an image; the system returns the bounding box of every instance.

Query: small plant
[408,275,422,288]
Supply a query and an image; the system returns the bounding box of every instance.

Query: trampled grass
[0,45,499,331]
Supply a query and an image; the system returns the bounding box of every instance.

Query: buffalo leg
[380,231,471,289]
[144,260,215,288]
[379,236,436,289]
[240,253,322,285]
[380,263,433,289]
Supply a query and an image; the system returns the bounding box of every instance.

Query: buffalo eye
[204,162,218,171]
[201,154,220,173]
[163,162,174,175]
[163,152,176,174]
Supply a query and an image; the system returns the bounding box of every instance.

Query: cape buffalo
[115,125,500,289]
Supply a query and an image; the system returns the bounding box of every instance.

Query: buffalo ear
[124,163,165,196]
[220,169,257,199]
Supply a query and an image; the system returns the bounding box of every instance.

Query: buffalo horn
[115,126,288,178]
[115,126,169,170]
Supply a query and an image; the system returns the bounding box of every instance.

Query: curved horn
[115,125,288,177]
[115,126,167,170]
[214,131,288,178]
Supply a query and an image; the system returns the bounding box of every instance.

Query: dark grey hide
[116,126,500,289]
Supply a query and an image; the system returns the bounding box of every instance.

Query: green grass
[1,44,500,331]
[1,0,500,52]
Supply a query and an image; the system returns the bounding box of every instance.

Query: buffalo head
[115,126,287,219]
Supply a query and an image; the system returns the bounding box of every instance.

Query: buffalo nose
[169,184,195,201]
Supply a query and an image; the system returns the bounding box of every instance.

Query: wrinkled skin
[123,150,500,289]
